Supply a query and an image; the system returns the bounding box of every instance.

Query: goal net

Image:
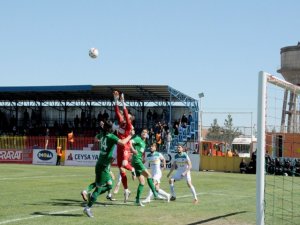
[256,72,300,225]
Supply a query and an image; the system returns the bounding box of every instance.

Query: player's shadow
[186,211,248,225]
[26,199,84,207]
[27,198,136,208]
[31,212,82,217]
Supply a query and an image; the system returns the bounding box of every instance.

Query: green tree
[222,114,242,144]
[206,119,223,141]
[206,115,242,143]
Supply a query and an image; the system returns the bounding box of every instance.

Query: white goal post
[256,71,300,225]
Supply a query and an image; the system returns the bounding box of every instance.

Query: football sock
[117,174,122,185]
[120,171,128,189]
[88,187,102,207]
[158,188,169,198]
[88,184,113,207]
[145,190,153,200]
[170,183,175,197]
[147,178,158,197]
[190,185,197,200]
[136,184,144,203]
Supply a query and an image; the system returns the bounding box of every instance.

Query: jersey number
[100,137,108,151]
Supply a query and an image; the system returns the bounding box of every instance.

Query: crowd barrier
[200,155,250,172]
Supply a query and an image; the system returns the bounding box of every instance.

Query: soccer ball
[89,48,99,59]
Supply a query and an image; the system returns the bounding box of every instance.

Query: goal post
[256,71,267,225]
[256,71,300,225]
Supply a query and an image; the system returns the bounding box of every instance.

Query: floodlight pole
[198,93,204,153]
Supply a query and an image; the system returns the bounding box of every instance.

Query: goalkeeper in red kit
[113,91,136,203]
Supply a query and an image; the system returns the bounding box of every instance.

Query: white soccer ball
[89,48,99,59]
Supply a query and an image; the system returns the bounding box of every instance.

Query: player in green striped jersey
[142,142,170,203]
[167,144,198,204]
[83,120,133,218]
[130,129,159,206]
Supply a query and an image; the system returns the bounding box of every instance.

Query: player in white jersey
[167,144,198,204]
[142,143,170,203]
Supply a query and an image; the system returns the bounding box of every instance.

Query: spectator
[56,144,62,166]
[246,159,256,174]
[45,128,50,149]
[226,149,233,157]
[181,113,188,127]
[67,130,74,149]
[165,130,172,153]
[173,120,179,135]
[155,130,162,151]
[74,115,80,129]
[146,109,152,127]
[152,110,158,123]
[188,112,193,125]
[97,111,103,123]
[148,128,155,145]
[240,158,247,174]
[103,110,109,121]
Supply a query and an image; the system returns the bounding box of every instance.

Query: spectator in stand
[152,110,158,123]
[188,112,193,125]
[45,128,50,149]
[74,115,80,129]
[23,109,29,128]
[155,129,162,151]
[148,128,155,145]
[165,130,172,153]
[173,120,179,136]
[103,110,109,121]
[146,109,152,128]
[80,111,86,128]
[181,113,188,128]
[97,111,103,124]
[67,130,74,150]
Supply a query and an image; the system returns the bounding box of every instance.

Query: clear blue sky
[1,1,299,127]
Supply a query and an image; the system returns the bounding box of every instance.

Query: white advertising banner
[63,150,200,170]
[64,150,99,166]
[33,149,57,165]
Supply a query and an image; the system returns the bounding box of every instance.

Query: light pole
[198,92,204,153]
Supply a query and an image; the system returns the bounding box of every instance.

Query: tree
[222,114,242,144]
[206,115,242,144]
[206,119,223,141]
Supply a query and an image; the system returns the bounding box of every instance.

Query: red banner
[0,149,32,164]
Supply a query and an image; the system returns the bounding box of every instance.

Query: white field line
[0,174,83,181]
[0,209,79,225]
[0,192,252,225]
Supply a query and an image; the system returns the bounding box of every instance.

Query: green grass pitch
[0,164,258,225]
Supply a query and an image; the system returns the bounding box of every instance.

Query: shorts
[172,170,191,182]
[95,163,112,187]
[152,171,162,183]
[117,148,131,168]
[132,160,146,177]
